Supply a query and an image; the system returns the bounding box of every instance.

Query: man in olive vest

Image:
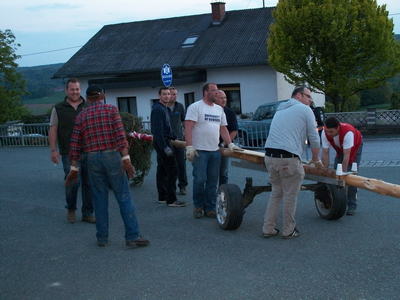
[49,78,95,223]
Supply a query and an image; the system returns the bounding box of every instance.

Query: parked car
[235,100,325,148]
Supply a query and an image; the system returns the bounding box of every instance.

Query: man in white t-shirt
[185,83,241,219]
[322,116,363,215]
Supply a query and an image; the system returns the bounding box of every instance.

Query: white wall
[80,65,325,119]
[80,78,207,120]
[207,65,278,114]
[276,72,294,101]
[275,72,325,107]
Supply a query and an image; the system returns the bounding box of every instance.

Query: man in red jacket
[322,116,363,215]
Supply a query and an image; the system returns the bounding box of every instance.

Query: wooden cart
[216,149,400,230]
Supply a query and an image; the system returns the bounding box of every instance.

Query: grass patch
[22,93,65,115]
[357,103,391,111]
[22,93,65,105]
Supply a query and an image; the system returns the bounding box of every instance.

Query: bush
[120,112,153,186]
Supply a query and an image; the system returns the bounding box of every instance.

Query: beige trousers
[263,156,305,236]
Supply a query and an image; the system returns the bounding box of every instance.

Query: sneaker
[126,236,150,247]
[282,228,300,239]
[346,207,356,215]
[82,215,96,223]
[204,210,216,218]
[167,200,187,207]
[263,228,280,238]
[193,207,203,218]
[158,200,166,204]
[179,188,187,195]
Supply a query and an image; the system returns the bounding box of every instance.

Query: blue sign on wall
[161,63,173,87]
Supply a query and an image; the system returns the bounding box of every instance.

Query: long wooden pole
[222,148,400,199]
[171,141,400,198]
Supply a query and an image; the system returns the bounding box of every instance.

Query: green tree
[268,0,400,112]
[0,29,29,124]
[358,84,392,107]
[389,92,400,109]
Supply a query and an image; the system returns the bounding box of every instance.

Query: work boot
[67,209,76,223]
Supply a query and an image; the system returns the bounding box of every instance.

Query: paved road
[1,137,400,299]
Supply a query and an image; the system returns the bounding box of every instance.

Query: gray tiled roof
[53,7,274,78]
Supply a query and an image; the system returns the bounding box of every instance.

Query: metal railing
[325,109,400,128]
[0,121,152,147]
[235,108,400,149]
[1,109,399,148]
[142,121,151,131]
[0,123,50,146]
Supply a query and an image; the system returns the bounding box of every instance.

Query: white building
[52,2,324,120]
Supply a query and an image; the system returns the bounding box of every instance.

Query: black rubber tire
[216,184,244,230]
[314,183,347,220]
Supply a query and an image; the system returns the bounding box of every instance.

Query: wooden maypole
[222,148,400,199]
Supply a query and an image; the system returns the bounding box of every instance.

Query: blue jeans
[86,151,141,243]
[62,154,93,217]
[334,143,363,209]
[191,150,221,213]
[219,156,229,186]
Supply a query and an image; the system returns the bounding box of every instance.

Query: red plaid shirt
[69,102,128,161]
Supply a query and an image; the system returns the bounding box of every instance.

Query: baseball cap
[86,85,103,96]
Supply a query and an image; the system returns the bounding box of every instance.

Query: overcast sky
[1,0,400,67]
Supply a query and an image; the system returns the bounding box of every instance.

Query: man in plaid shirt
[67,85,149,248]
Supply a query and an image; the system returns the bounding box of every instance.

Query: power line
[18,11,400,58]
[20,45,82,57]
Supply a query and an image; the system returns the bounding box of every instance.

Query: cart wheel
[216,184,244,230]
[314,183,346,220]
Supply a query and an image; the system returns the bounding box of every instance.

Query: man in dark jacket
[168,87,188,195]
[215,90,238,186]
[151,87,186,207]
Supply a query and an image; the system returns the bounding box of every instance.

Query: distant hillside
[17,63,65,100]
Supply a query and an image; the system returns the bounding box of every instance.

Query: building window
[182,36,199,48]
[150,99,158,108]
[218,84,241,114]
[184,92,195,108]
[118,97,137,116]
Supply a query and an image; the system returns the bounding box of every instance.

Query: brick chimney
[211,1,226,25]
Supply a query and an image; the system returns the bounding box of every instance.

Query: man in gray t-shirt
[263,86,321,239]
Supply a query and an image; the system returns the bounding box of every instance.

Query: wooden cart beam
[222,149,400,199]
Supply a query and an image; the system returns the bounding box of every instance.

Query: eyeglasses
[301,93,313,100]
[208,89,218,93]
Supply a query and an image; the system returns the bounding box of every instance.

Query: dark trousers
[155,147,178,204]
[334,143,363,209]
[173,145,188,190]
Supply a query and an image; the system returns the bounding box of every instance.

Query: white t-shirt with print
[185,100,227,151]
